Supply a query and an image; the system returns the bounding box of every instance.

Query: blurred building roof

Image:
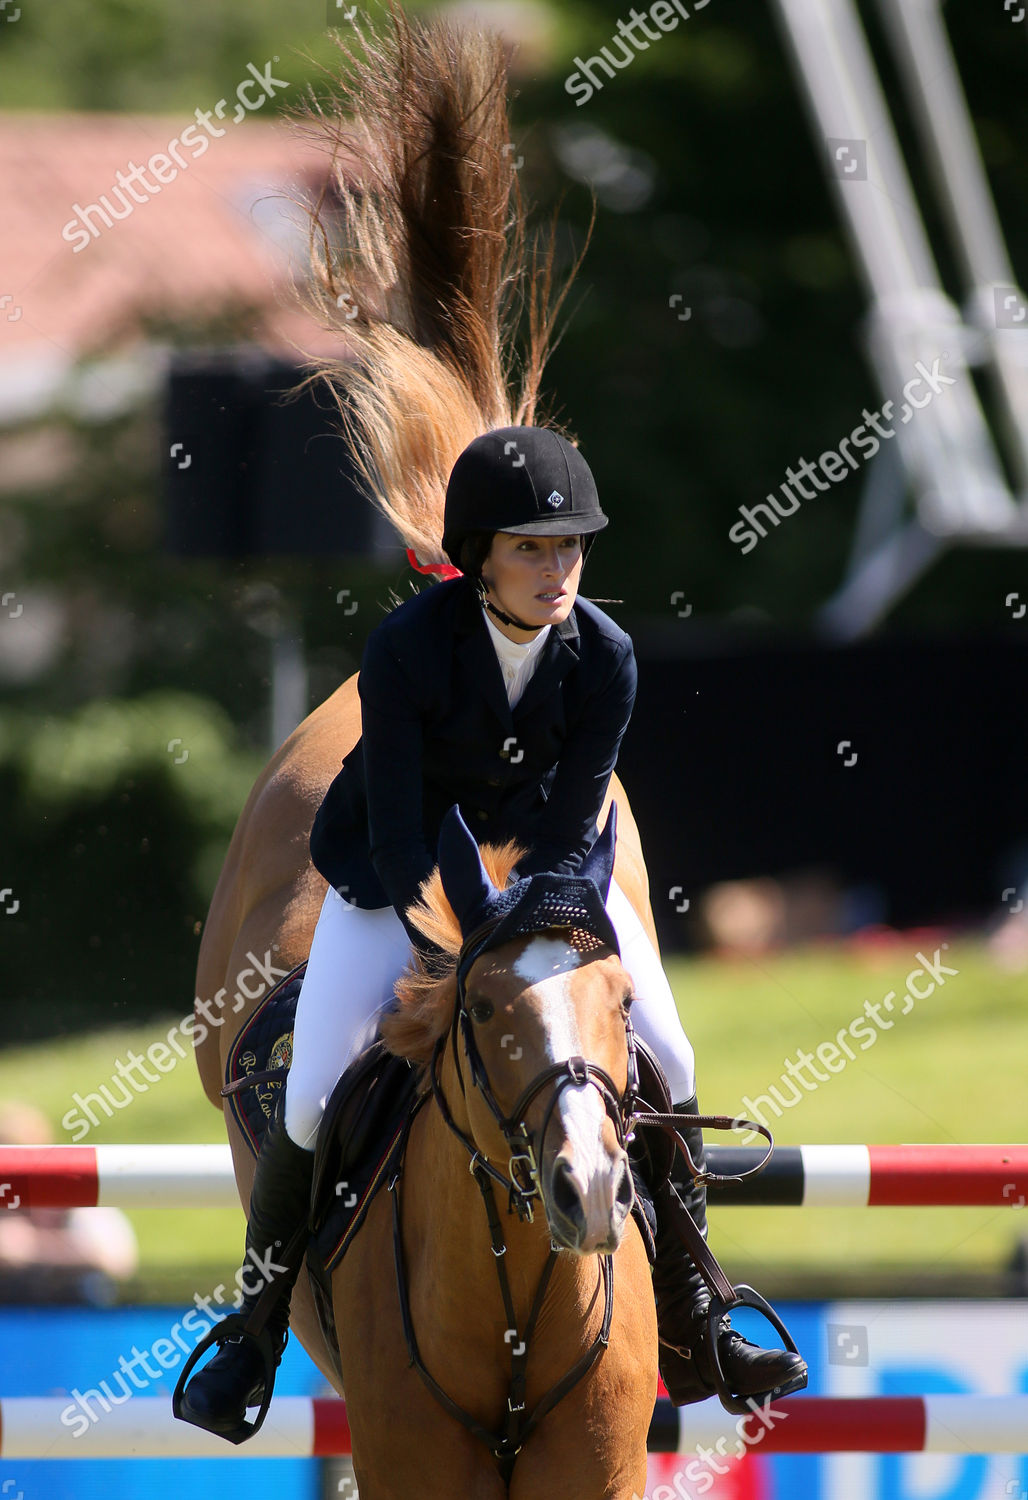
[0,111,348,422]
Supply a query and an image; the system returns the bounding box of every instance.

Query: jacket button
[475,810,488,822]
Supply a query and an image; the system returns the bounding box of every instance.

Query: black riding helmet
[442,425,609,573]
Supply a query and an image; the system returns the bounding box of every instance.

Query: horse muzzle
[543,1145,634,1254]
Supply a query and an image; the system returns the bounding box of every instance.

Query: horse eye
[623,992,636,1011]
[468,999,494,1024]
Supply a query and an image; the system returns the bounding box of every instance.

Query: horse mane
[288,1,594,567]
[380,838,526,1065]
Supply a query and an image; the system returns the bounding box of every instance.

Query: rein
[389,926,636,1482]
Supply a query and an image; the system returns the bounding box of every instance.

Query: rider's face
[480,533,584,642]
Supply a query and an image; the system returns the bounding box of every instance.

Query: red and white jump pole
[704,1143,1028,1208]
[1,1396,1026,1457]
[1,1143,1025,1210]
[0,1145,237,1210]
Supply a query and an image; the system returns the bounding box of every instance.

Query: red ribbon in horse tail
[406,549,463,580]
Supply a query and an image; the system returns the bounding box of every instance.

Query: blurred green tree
[2,0,1025,1038]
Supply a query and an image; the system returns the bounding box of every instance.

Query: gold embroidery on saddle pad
[257,1033,293,1117]
[235,1034,293,1121]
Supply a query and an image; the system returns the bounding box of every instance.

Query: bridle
[388,919,638,1481]
[435,940,640,1223]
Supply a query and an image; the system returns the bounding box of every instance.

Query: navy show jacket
[309,574,637,949]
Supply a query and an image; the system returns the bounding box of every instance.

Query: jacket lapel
[454,582,514,729]
[513,610,580,719]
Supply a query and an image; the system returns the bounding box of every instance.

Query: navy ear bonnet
[436,803,621,987]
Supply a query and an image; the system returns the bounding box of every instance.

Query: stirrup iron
[172,1312,281,1445]
[702,1284,807,1415]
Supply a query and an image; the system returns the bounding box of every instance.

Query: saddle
[222,969,423,1383]
[305,1044,423,1381]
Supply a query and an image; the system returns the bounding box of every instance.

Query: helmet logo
[545,490,565,509]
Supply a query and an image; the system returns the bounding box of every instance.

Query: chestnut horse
[192,670,661,1496]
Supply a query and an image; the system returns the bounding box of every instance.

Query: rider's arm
[514,635,637,879]
[358,630,442,957]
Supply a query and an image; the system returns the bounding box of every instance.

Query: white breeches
[283,880,697,1149]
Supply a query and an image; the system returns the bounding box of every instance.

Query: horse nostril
[551,1157,584,1227]
[614,1157,635,1218]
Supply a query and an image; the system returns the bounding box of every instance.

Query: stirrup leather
[632,1095,807,1415]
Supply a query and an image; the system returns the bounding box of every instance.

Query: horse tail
[290,2,590,566]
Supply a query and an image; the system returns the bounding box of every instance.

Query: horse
[191,668,663,1496]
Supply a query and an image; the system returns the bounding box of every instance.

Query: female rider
[176,425,806,1439]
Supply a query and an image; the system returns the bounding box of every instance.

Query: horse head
[435,804,637,1256]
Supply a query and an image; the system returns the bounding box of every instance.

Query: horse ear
[437,803,499,935]
[579,802,617,901]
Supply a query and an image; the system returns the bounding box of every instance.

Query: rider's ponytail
[290,2,591,567]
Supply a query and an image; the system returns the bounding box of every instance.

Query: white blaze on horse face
[512,938,621,1241]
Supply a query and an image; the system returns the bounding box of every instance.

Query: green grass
[0,1024,245,1297]
[2,937,1025,1298]
[675,936,1028,1285]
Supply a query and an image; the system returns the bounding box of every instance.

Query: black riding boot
[175,1101,315,1439]
[652,1096,808,1406]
